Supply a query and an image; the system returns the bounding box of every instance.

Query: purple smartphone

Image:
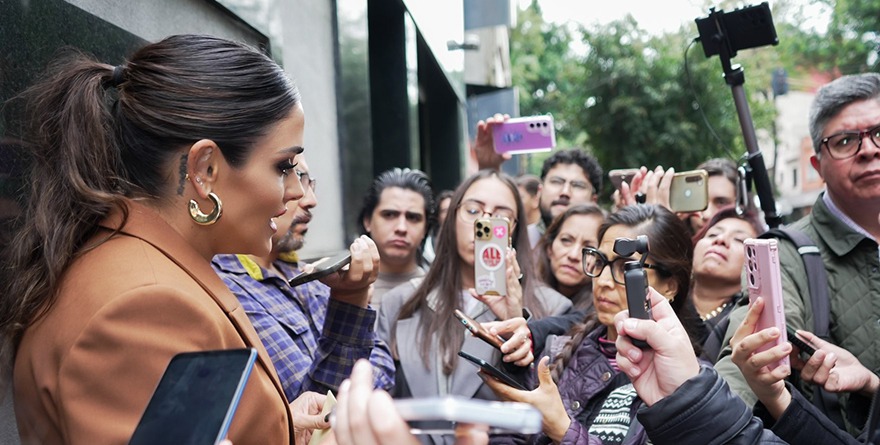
[491,116,556,155]
[744,238,789,370]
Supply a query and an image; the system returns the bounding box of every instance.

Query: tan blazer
[14,201,294,445]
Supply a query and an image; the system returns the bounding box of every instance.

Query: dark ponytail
[1,35,299,342]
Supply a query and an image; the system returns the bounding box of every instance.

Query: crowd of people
[1,33,879,445]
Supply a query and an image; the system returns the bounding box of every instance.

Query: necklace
[700,302,730,322]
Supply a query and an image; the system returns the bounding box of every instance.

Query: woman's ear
[186,140,221,198]
[362,216,372,234]
[654,277,679,301]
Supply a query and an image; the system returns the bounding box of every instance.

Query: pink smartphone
[491,116,556,155]
[744,238,789,370]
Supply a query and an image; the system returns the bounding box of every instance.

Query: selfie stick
[700,7,782,229]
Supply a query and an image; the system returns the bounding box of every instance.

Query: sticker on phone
[479,244,504,271]
[493,225,508,239]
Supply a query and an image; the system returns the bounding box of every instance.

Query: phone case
[491,116,556,155]
[288,251,352,287]
[669,169,709,213]
[454,309,504,350]
[608,168,640,190]
[474,217,510,296]
[744,238,789,370]
[130,348,258,445]
[394,396,541,435]
[458,351,527,391]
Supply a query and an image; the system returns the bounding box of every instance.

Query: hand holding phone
[744,238,789,370]
[454,309,505,350]
[458,351,527,391]
[491,115,556,155]
[129,349,257,445]
[288,251,352,287]
[608,168,640,190]
[474,218,510,296]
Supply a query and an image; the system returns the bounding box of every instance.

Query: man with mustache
[714,73,880,436]
[527,149,603,247]
[212,157,394,401]
[358,168,434,309]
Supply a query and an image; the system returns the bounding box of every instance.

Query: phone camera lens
[748,272,756,286]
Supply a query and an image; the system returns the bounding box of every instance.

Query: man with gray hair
[714,72,880,435]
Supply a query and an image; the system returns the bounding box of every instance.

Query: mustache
[291,210,312,225]
[551,198,570,206]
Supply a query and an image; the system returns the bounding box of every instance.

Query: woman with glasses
[376,169,571,444]
[482,204,704,445]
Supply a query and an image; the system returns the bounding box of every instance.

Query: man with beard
[212,157,394,401]
[527,149,603,247]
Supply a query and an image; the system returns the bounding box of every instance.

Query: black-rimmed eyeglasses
[581,247,667,285]
[820,124,880,160]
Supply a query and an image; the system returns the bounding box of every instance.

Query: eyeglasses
[457,202,517,225]
[544,176,592,194]
[820,124,880,160]
[294,170,317,192]
[581,247,667,285]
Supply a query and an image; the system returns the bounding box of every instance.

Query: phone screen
[129,349,257,445]
[458,351,526,391]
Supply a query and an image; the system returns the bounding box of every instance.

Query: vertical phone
[453,309,505,350]
[129,348,258,445]
[669,169,709,213]
[744,238,789,370]
[457,351,527,391]
[491,115,556,155]
[608,168,640,190]
[474,217,510,296]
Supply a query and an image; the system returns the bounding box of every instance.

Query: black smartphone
[458,351,527,391]
[454,309,505,350]
[786,325,817,357]
[129,348,257,445]
[288,251,352,287]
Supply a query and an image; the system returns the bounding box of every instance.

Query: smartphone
[454,309,505,350]
[129,348,258,445]
[669,169,709,213]
[608,168,640,190]
[491,115,556,155]
[474,217,510,296]
[395,396,542,435]
[744,238,789,370]
[288,251,352,287]
[786,325,817,357]
[458,351,527,391]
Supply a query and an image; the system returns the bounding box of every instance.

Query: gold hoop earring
[189,192,222,225]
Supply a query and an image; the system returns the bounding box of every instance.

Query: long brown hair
[535,204,605,310]
[551,204,703,380]
[393,169,544,375]
[1,35,299,343]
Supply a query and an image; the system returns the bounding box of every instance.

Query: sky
[522,0,833,36]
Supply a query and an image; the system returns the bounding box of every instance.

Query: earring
[189,192,222,225]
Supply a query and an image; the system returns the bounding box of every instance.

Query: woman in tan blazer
[1,35,377,445]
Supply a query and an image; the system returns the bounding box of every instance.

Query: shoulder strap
[759,228,831,339]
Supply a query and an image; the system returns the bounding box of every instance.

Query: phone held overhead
[129,348,258,445]
[614,235,653,348]
[669,169,709,213]
[492,115,556,155]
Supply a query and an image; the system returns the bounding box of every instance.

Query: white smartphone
[744,238,789,370]
[395,396,542,435]
[129,348,258,445]
[474,217,510,296]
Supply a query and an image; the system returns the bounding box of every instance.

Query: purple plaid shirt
[212,254,394,401]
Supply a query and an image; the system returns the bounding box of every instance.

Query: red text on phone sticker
[480,245,503,271]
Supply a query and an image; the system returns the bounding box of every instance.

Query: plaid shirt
[212,254,394,401]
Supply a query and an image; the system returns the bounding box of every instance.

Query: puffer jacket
[715,193,880,433]
[530,326,647,445]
